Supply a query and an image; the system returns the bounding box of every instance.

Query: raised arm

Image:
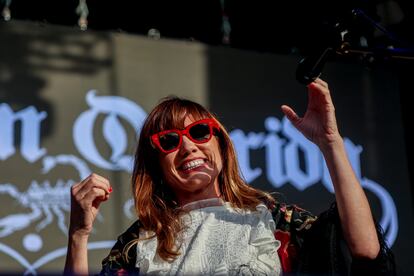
[281,78,380,259]
[64,173,112,275]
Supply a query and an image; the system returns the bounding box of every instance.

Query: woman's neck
[181,197,224,211]
[175,180,222,207]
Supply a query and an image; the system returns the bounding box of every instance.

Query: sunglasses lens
[159,132,180,151]
[189,123,211,142]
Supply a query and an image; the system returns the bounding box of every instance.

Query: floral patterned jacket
[99,202,395,275]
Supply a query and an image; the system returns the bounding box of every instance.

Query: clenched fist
[69,173,112,237]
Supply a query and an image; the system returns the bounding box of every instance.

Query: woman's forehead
[158,111,207,130]
[183,115,201,127]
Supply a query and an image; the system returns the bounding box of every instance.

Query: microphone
[296,47,333,85]
[295,21,344,85]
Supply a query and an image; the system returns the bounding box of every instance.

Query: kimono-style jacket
[99,202,395,275]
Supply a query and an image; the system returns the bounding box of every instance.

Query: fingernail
[109,187,113,193]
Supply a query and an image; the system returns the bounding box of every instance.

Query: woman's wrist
[318,134,344,156]
[69,229,90,242]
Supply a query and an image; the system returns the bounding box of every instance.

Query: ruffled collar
[181,197,224,211]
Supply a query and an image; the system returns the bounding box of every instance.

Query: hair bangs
[151,97,212,133]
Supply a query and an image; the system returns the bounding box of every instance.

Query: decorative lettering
[230,130,264,182]
[0,92,400,275]
[262,117,288,187]
[0,104,47,162]
[73,90,147,172]
[231,115,398,246]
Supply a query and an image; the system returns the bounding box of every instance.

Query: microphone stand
[296,8,414,85]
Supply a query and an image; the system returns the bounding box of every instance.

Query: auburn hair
[128,96,275,261]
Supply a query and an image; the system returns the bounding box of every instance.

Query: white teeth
[182,159,205,170]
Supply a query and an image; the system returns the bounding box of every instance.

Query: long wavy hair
[128,96,275,261]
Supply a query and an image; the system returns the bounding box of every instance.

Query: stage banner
[0,21,412,275]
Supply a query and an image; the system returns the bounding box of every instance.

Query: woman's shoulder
[116,220,141,243]
[99,220,142,275]
[270,203,317,230]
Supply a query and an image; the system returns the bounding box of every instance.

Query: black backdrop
[0,20,413,274]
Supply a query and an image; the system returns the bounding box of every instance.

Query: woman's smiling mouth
[180,159,206,172]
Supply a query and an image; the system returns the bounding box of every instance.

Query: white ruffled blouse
[135,198,281,275]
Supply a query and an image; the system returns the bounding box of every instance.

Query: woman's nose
[179,135,198,154]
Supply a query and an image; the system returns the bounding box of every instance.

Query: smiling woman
[156,117,224,206]
[64,80,396,275]
[129,97,275,267]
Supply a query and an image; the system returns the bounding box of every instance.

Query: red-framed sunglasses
[150,118,220,153]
